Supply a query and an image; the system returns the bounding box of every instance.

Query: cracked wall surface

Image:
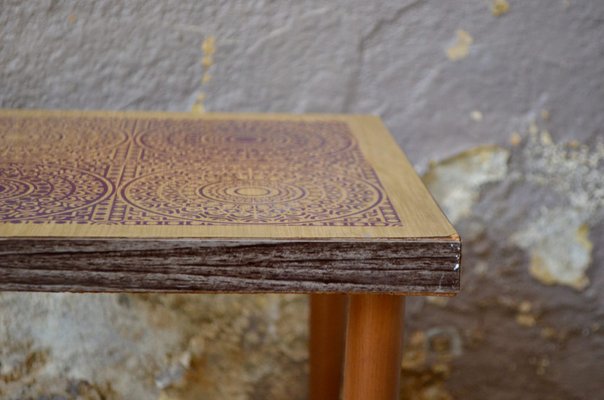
[1,1,603,399]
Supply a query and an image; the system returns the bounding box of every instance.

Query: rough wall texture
[1,0,603,399]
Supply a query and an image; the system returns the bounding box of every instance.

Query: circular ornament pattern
[0,178,33,201]
[122,168,383,225]
[197,180,306,205]
[0,116,129,161]
[137,120,354,161]
[0,164,113,221]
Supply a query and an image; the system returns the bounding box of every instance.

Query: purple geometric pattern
[0,115,402,226]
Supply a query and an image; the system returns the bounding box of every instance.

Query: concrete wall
[1,1,603,399]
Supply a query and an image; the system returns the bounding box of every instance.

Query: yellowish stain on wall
[426,296,450,307]
[192,36,216,113]
[510,132,522,146]
[515,301,537,327]
[446,30,473,61]
[470,110,483,122]
[400,330,457,400]
[491,0,510,17]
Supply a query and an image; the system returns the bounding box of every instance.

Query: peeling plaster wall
[1,1,603,399]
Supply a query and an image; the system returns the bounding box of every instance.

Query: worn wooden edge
[0,236,461,295]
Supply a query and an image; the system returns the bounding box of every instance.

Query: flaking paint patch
[423,146,509,223]
[507,122,603,290]
[522,125,604,213]
[155,294,308,399]
[446,30,473,61]
[424,124,601,291]
[513,213,593,290]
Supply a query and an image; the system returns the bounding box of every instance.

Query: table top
[0,109,460,294]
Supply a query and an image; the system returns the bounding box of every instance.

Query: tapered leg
[342,294,405,400]
[309,294,348,400]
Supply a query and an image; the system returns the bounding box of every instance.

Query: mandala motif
[136,120,354,163]
[0,163,112,221]
[121,167,383,224]
[0,114,402,226]
[0,116,129,162]
[0,178,33,201]
[198,180,306,205]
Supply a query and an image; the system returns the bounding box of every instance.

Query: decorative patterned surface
[0,115,402,226]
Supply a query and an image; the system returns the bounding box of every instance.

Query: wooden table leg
[309,293,348,400]
[342,294,405,400]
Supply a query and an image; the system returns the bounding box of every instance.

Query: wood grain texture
[0,238,460,293]
[342,294,405,400]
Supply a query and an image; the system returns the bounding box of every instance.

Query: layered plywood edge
[0,109,461,294]
[0,237,460,294]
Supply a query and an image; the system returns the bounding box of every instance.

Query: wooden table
[0,109,460,400]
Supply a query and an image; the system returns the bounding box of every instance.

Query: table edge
[0,235,461,295]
